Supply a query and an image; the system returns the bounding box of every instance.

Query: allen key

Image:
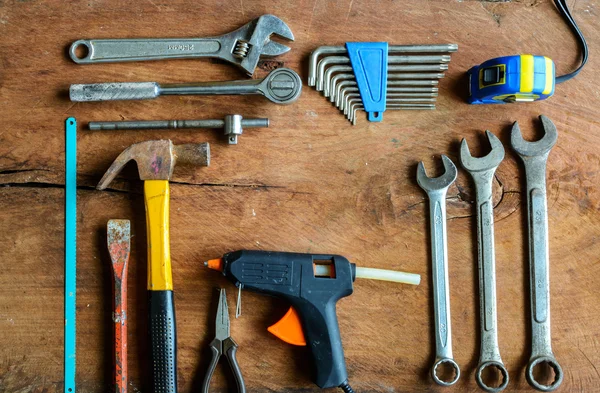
[315,54,452,91]
[325,64,448,97]
[344,93,438,116]
[339,86,439,111]
[348,103,436,125]
[328,76,441,102]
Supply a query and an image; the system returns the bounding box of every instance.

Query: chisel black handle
[149,290,178,393]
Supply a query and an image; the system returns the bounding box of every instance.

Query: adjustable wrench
[460,131,509,392]
[69,14,294,76]
[69,68,302,105]
[511,115,563,392]
[417,155,461,386]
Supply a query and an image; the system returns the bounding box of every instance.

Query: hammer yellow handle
[145,180,178,392]
[144,180,173,291]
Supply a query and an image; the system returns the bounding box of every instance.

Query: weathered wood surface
[1,0,599,392]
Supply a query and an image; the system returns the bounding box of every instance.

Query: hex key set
[308,43,457,124]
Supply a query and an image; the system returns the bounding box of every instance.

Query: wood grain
[1,0,599,392]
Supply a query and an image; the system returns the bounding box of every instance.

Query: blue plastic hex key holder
[65,117,77,393]
[346,42,388,122]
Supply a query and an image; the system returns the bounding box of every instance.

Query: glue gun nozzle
[206,258,224,272]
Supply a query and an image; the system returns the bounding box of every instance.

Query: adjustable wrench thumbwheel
[460,131,509,393]
[417,155,461,387]
[511,115,562,392]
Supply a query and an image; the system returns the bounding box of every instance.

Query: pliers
[202,288,246,393]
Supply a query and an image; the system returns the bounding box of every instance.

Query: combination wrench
[460,131,509,392]
[69,68,302,105]
[69,14,294,76]
[417,155,461,386]
[511,115,563,391]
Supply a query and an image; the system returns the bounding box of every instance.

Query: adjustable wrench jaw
[222,14,294,76]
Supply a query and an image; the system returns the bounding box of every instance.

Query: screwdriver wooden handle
[144,180,177,393]
[107,219,131,393]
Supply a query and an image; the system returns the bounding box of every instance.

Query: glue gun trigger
[267,307,307,346]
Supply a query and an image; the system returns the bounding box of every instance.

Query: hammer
[98,139,210,393]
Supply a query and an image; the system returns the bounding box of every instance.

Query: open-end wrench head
[510,115,557,158]
[460,131,505,173]
[526,356,563,392]
[417,155,458,193]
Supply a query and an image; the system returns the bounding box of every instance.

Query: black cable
[553,0,588,83]
[339,380,355,393]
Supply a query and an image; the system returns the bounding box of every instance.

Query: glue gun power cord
[339,380,355,393]
[554,0,588,83]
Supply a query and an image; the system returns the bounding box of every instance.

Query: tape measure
[468,55,555,104]
[467,0,588,105]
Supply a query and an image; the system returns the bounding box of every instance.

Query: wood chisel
[65,117,77,393]
[108,220,131,393]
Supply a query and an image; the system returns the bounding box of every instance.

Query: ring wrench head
[511,115,558,158]
[258,68,302,104]
[432,358,461,386]
[476,361,509,392]
[526,356,563,392]
[460,131,505,173]
[416,155,457,193]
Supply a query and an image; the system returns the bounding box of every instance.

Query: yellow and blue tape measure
[468,55,555,104]
[467,0,587,105]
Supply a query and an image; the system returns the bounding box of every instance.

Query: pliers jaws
[202,288,246,393]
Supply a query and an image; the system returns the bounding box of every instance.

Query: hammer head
[97,140,210,190]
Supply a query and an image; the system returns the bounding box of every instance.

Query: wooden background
[1,0,599,392]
